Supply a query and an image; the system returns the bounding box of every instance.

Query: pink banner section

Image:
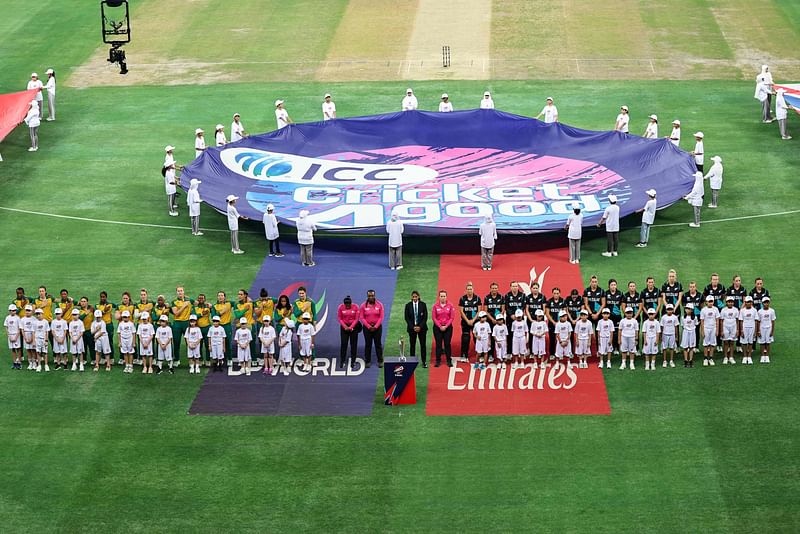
[0,89,38,143]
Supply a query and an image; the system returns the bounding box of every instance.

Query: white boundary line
[2,205,799,232]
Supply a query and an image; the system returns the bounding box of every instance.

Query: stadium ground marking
[649,209,800,228]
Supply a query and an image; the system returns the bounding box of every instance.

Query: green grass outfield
[0,79,798,533]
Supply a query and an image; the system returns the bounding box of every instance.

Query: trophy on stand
[398,338,406,362]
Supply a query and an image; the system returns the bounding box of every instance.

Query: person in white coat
[275,100,292,129]
[636,189,657,247]
[226,195,244,254]
[402,89,418,111]
[536,97,558,123]
[685,172,705,228]
[194,128,206,158]
[231,113,246,142]
[44,69,56,121]
[614,106,629,133]
[479,215,497,270]
[26,73,43,119]
[322,94,336,121]
[704,156,723,208]
[439,94,453,112]
[187,179,203,236]
[480,91,494,109]
[214,124,226,146]
[667,119,681,146]
[262,204,283,257]
[565,205,582,264]
[775,88,793,140]
[690,132,704,172]
[296,210,316,266]
[644,115,658,138]
[163,145,179,216]
[597,194,620,257]
[24,100,40,152]
[754,65,774,123]
[386,213,404,270]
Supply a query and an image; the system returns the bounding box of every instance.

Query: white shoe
[169,211,179,217]
[28,147,36,152]
[688,223,700,228]
[709,359,715,366]
[233,249,245,255]
[765,356,770,363]
[79,363,85,372]
[722,357,728,365]
[601,252,612,257]
[662,360,667,368]
[612,251,618,257]
[597,361,603,368]
[629,363,635,370]
[645,362,650,370]
[741,358,747,365]
[606,361,611,369]
[36,364,42,372]
[44,364,50,372]
[729,358,735,365]
[669,361,675,368]
[703,359,709,366]
[716,346,722,353]
[620,363,626,370]
[71,363,77,371]
[396,265,403,270]
[245,369,251,376]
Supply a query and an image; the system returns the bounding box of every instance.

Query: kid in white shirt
[184,315,204,374]
[719,297,739,365]
[51,309,69,370]
[33,309,50,372]
[596,309,615,369]
[757,297,776,363]
[618,307,639,369]
[278,319,295,374]
[660,304,680,368]
[573,310,594,368]
[259,316,277,375]
[297,313,316,372]
[207,316,227,372]
[680,304,698,367]
[117,311,136,373]
[234,318,253,375]
[510,310,528,369]
[492,315,508,368]
[529,310,549,369]
[554,311,574,369]
[641,309,662,371]
[738,297,759,364]
[155,316,175,374]
[700,297,720,365]
[472,312,492,369]
[92,310,111,371]
[68,309,85,371]
[136,313,155,374]
[4,305,22,369]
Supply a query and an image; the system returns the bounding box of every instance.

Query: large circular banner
[181,110,696,235]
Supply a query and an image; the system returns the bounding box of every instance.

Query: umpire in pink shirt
[337,296,360,369]
[432,290,456,367]
[359,290,384,368]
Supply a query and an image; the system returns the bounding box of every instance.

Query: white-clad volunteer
[26,73,43,118]
[536,97,558,123]
[262,204,284,257]
[479,215,497,271]
[614,106,629,133]
[754,65,773,123]
[44,69,56,121]
[775,88,793,140]
[644,114,658,138]
[322,94,336,121]
[194,128,205,158]
[24,100,40,152]
[637,189,657,247]
[163,145,179,216]
[214,124,226,146]
[704,156,723,208]
[439,94,453,112]
[668,119,681,146]
[226,195,244,254]
[565,204,582,264]
[275,100,292,129]
[401,88,418,111]
[685,171,704,228]
[386,213,404,270]
[480,91,494,109]
[187,178,203,236]
[691,132,704,172]
[231,113,246,142]
[296,210,316,267]
[597,194,620,257]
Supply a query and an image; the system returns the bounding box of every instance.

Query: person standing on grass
[163,145,180,216]
[757,297,775,363]
[386,213,404,270]
[171,286,193,367]
[402,89,418,111]
[432,290,455,367]
[24,100,40,152]
[720,296,739,365]
[20,305,36,370]
[5,305,22,370]
[263,204,284,257]
[700,296,720,366]
[439,94,453,112]
[598,194,620,257]
[275,100,292,129]
[360,290,385,368]
[92,309,111,372]
[749,278,770,311]
[117,310,136,374]
[226,195,245,254]
[690,132,704,172]
[193,294,212,366]
[643,115,658,139]
[338,296,361,370]
[231,113,246,142]
[136,312,155,374]
[194,128,206,158]
[207,316,227,373]
[479,215,497,271]
[641,309,661,371]
[660,303,679,368]
[680,303,697,367]
[738,296,758,365]
[322,94,336,121]
[404,291,428,367]
[635,189,657,247]
[95,292,116,364]
[755,65,773,123]
[685,171,705,228]
[701,154,723,208]
[775,88,793,140]
[296,210,316,266]
[614,105,629,133]
[187,178,203,236]
[565,204,582,264]
[214,124,226,147]
[76,298,95,365]
[480,91,494,109]
[667,120,681,146]
[26,73,43,118]
[68,309,85,372]
[184,315,203,374]
[536,97,558,123]
[155,315,174,374]
[44,69,56,121]
[618,307,638,370]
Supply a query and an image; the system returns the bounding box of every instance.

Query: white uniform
[693,140,704,167]
[297,323,315,357]
[642,198,657,225]
[184,326,203,358]
[493,324,508,360]
[27,78,44,103]
[669,127,681,146]
[480,97,495,109]
[44,76,56,120]
[439,101,454,112]
[554,321,573,358]
[187,183,201,217]
[278,327,293,363]
[34,318,50,353]
[660,314,679,350]
[51,318,68,353]
[644,121,658,139]
[4,314,21,349]
[720,307,739,341]
[21,316,36,350]
[619,318,639,353]
[642,319,661,354]
[69,320,85,354]
[680,316,697,349]
[601,204,620,232]
[231,120,245,142]
[757,308,775,344]
[155,325,173,361]
[164,154,177,195]
[574,320,593,356]
[259,325,276,355]
[92,319,111,354]
[227,203,240,231]
[117,321,136,354]
[511,319,528,355]
[195,136,205,158]
[276,108,290,129]
[529,320,548,356]
[401,95,418,111]
[539,104,558,123]
[700,307,720,346]
[234,327,253,362]
[322,101,336,120]
[615,113,629,133]
[738,307,758,344]
[208,325,227,359]
[473,321,492,354]
[215,130,227,146]
[136,323,155,356]
[704,161,723,190]
[566,212,582,239]
[596,319,615,354]
[263,211,279,240]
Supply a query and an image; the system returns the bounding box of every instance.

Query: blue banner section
[383,357,418,405]
[182,109,696,235]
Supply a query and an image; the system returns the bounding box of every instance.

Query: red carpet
[425,238,611,416]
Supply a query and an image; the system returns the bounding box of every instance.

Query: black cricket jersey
[727,285,747,309]
[748,287,770,310]
[504,291,526,320]
[526,293,546,317]
[546,297,566,325]
[641,287,661,315]
[458,294,481,328]
[703,284,727,309]
[604,289,624,320]
[484,292,504,322]
[583,286,605,315]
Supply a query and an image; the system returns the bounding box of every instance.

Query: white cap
[212,315,221,321]
[546,96,553,101]
[478,310,487,317]
[215,124,224,130]
[24,304,33,311]
[34,308,43,314]
[694,131,704,138]
[763,296,771,302]
[299,209,309,217]
[625,307,634,313]
[324,93,331,98]
[46,68,54,75]
[119,310,130,317]
[558,310,568,317]
[647,308,656,314]
[711,155,722,163]
[666,303,675,309]
[195,128,204,134]
[608,194,617,203]
[233,113,240,118]
[646,189,657,197]
[406,88,413,93]
[275,99,284,107]
[441,93,448,99]
[649,114,658,121]
[266,204,274,211]
[496,313,504,320]
[159,314,169,321]
[515,309,523,317]
[672,119,680,125]
[776,87,786,93]
[301,312,311,319]
[601,308,610,314]
[705,295,714,302]
[8,304,19,311]
[571,202,581,209]
[685,303,694,309]
[579,309,588,315]
[190,178,201,185]
[31,72,38,77]
[71,309,80,315]
[165,145,175,152]
[55,308,63,314]
[725,295,734,301]
[239,317,248,324]
[621,105,628,111]
[226,194,238,202]
[694,171,703,179]
[535,309,544,316]
[94,309,103,317]
[140,311,150,319]
[262,315,271,322]
[189,314,198,320]
[744,296,753,302]
[484,91,491,96]
[284,319,295,329]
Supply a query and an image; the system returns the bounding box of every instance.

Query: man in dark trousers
[404,291,429,367]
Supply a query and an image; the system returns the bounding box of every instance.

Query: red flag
[0,89,38,143]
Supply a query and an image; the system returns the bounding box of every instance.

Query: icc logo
[394,366,404,376]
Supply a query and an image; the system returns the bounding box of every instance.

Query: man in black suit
[404,290,429,367]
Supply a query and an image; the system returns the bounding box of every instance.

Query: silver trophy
[398,338,406,361]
